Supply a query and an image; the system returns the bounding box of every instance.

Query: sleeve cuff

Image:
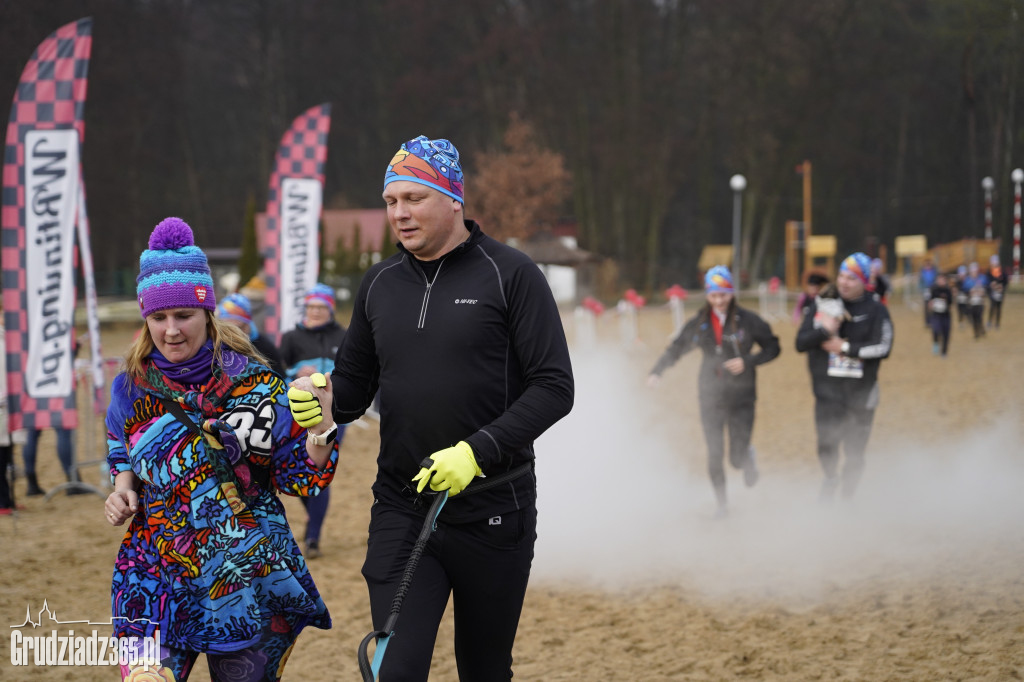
[464,432,498,471]
[108,461,133,485]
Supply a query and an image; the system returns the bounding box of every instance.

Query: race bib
[930,298,947,314]
[827,352,864,378]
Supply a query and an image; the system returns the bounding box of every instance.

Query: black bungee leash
[356,461,533,680]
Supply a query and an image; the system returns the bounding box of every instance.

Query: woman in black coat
[648,266,781,517]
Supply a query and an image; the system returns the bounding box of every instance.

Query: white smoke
[533,341,1024,601]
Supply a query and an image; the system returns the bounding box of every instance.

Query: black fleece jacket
[795,293,894,408]
[650,303,780,404]
[330,221,574,522]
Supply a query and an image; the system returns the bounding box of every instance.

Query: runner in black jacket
[279,283,348,559]
[648,265,780,517]
[928,273,953,356]
[278,284,347,380]
[292,135,573,680]
[986,254,1008,329]
[796,252,894,501]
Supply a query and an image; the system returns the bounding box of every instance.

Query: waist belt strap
[460,461,534,497]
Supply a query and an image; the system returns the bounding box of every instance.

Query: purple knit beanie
[137,217,217,317]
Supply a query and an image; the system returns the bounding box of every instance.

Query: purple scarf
[148,340,215,386]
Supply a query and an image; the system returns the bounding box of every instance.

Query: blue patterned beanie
[840,252,871,285]
[137,217,217,317]
[704,265,735,293]
[304,283,336,310]
[383,135,465,204]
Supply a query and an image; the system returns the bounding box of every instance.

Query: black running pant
[814,399,876,497]
[699,398,755,500]
[362,501,537,681]
[988,299,1003,328]
[930,313,951,355]
[970,303,986,338]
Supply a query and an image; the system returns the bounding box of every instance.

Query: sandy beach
[3,295,1023,680]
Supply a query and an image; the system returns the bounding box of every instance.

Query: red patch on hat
[195,286,208,302]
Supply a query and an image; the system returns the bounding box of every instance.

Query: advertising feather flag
[1,18,93,430]
[262,103,331,342]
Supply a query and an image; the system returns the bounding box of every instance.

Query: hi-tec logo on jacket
[454,299,478,305]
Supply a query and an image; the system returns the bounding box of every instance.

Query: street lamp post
[730,174,746,285]
[982,176,994,240]
[1013,168,1023,280]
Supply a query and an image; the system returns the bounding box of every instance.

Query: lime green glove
[412,441,482,497]
[288,372,328,428]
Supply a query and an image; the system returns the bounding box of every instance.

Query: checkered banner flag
[1,18,93,431]
[262,103,332,342]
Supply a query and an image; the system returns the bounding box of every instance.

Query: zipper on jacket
[417,261,445,329]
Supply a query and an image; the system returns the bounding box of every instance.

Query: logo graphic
[194,285,208,302]
[10,600,161,669]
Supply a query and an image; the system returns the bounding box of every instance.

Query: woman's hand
[105,471,140,526]
[288,372,335,428]
[722,357,746,375]
[289,373,337,469]
[105,489,139,526]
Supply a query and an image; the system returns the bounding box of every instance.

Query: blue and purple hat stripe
[137,217,216,317]
[217,294,258,340]
[304,283,336,309]
[704,265,735,293]
[218,294,253,324]
[840,252,871,285]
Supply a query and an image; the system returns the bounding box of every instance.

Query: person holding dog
[647,265,780,518]
[288,135,574,679]
[796,251,894,502]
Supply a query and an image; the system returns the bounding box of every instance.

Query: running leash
[357,489,448,681]
[354,461,533,679]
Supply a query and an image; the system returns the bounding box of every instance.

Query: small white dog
[813,283,848,332]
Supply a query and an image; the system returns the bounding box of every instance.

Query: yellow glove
[412,441,482,497]
[288,372,328,428]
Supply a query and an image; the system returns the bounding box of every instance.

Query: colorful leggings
[120,617,299,681]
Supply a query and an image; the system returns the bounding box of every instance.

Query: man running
[796,252,894,501]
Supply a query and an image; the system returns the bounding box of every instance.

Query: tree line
[1,0,1020,297]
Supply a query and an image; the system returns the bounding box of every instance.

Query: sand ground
[2,295,1023,680]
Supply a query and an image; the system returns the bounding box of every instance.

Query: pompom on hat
[137,217,216,317]
[304,283,336,310]
[704,265,735,293]
[840,252,871,285]
[383,135,464,204]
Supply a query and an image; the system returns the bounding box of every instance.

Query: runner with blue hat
[796,251,895,502]
[648,265,781,518]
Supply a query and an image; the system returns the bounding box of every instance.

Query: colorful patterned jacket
[105,349,337,653]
